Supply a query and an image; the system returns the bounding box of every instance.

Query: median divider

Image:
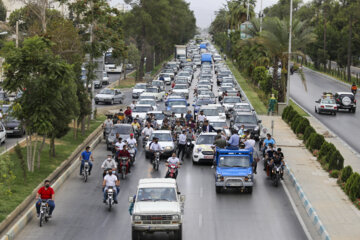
[0,125,103,240]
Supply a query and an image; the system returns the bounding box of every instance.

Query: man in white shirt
[177,130,187,160]
[150,137,163,163]
[197,110,206,122]
[166,152,180,178]
[130,100,136,110]
[103,118,113,139]
[142,123,154,137]
[126,133,138,156]
[245,136,256,150]
[115,137,125,151]
[101,155,117,177]
[102,170,120,204]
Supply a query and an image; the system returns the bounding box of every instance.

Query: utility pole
[286,0,293,105]
[246,0,250,21]
[90,0,95,120]
[260,0,263,32]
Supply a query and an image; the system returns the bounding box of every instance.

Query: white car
[151,80,165,91]
[145,130,175,158]
[143,87,165,101]
[315,97,337,115]
[132,83,147,99]
[171,105,188,118]
[199,106,225,122]
[176,71,192,83]
[172,84,189,99]
[132,104,156,120]
[159,73,172,85]
[102,71,109,85]
[0,122,6,144]
[192,132,217,164]
[207,104,226,118]
[233,103,254,113]
[129,178,185,240]
[95,88,124,105]
[209,119,231,137]
[137,99,158,111]
[147,111,166,126]
[213,54,222,62]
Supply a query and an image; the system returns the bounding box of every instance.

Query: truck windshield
[219,156,250,168]
[137,187,177,202]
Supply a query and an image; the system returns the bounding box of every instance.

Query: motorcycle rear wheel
[39,213,43,227]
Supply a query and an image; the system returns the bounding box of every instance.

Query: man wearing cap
[126,133,138,157]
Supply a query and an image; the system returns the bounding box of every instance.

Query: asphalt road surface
[14,65,308,240]
[290,68,360,153]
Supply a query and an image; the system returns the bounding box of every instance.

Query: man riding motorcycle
[166,152,181,179]
[102,169,120,204]
[351,83,357,95]
[131,119,141,138]
[79,146,94,176]
[36,180,55,218]
[126,133,138,157]
[101,154,117,177]
[124,106,133,123]
[141,123,154,146]
[117,145,131,173]
[149,137,163,163]
[103,117,113,139]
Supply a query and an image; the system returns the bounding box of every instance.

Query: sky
[111,0,310,28]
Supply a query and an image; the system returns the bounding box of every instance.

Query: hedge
[345,172,360,201]
[340,166,353,183]
[291,116,302,132]
[306,133,325,151]
[287,109,299,123]
[330,170,340,178]
[303,125,315,142]
[282,105,293,121]
[328,150,344,171]
[295,118,310,135]
[318,141,336,161]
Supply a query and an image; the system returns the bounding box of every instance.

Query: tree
[1,36,78,171]
[0,0,6,21]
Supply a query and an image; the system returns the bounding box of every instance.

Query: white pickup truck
[129,178,185,240]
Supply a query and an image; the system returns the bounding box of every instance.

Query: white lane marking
[200,187,203,198]
[198,214,203,228]
[101,214,111,228]
[281,180,313,240]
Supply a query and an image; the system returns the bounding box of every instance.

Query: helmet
[130,133,134,137]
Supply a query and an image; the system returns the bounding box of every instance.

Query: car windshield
[111,125,133,135]
[140,95,155,100]
[321,99,335,104]
[168,101,186,107]
[196,135,216,145]
[234,105,251,111]
[210,122,227,128]
[172,107,187,113]
[235,115,257,124]
[176,80,187,84]
[137,187,177,202]
[146,88,158,93]
[152,113,165,120]
[99,89,114,95]
[202,109,219,116]
[196,99,212,105]
[134,106,153,112]
[224,98,241,103]
[152,82,162,86]
[138,100,155,105]
[150,133,173,141]
[178,72,189,76]
[163,69,173,73]
[220,87,232,91]
[174,85,187,89]
[218,156,250,168]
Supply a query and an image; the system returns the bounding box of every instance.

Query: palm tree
[226,0,255,30]
[258,17,316,101]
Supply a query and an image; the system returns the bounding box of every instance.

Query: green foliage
[329,170,340,179]
[282,106,293,120]
[252,66,268,85]
[0,154,16,197]
[328,150,344,171]
[306,133,325,151]
[290,115,302,132]
[345,172,360,202]
[14,143,26,182]
[303,125,316,142]
[295,117,310,135]
[0,0,6,21]
[340,166,353,183]
[318,141,335,160]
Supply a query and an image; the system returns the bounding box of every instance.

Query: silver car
[95,88,124,105]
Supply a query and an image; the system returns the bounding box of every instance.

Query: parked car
[95,88,124,105]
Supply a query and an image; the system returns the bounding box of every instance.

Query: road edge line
[0,132,103,240]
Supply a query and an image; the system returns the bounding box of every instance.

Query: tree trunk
[37,135,46,169]
[51,135,56,157]
[146,47,153,73]
[26,133,31,171]
[31,135,37,172]
[323,10,327,72]
[87,115,90,130]
[347,14,353,82]
[41,0,47,34]
[73,119,77,140]
[81,117,86,136]
[123,59,127,80]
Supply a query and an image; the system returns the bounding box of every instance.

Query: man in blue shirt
[262,133,276,156]
[226,130,240,150]
[79,146,94,176]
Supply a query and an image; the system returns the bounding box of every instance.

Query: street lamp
[286,0,293,106]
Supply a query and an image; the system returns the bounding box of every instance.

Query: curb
[285,165,331,240]
[0,126,103,240]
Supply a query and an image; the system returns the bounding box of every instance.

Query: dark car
[334,92,356,113]
[3,116,25,137]
[106,124,134,151]
[230,112,262,140]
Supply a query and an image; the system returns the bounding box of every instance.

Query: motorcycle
[104,127,111,140]
[143,135,149,148]
[184,139,193,158]
[39,199,50,227]
[105,186,115,211]
[119,157,129,179]
[82,161,90,182]
[128,144,136,165]
[271,163,283,187]
[153,151,161,171]
[133,126,140,141]
[165,164,178,179]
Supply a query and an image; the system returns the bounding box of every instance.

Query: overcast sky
[111,0,311,28]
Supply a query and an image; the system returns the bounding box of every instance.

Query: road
[14,64,308,240]
[290,68,360,153]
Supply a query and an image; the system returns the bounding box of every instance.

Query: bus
[104,49,123,73]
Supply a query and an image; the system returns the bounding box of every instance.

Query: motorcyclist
[179,113,186,127]
[237,124,245,136]
[262,133,276,156]
[173,121,183,139]
[79,146,94,176]
[187,117,196,130]
[177,130,187,160]
[166,152,180,178]
[131,119,141,135]
[264,143,275,171]
[103,117,113,139]
[124,106,133,123]
[35,180,55,218]
[141,122,154,139]
[130,100,136,110]
[161,119,172,130]
[126,133,138,157]
[149,137,163,163]
[351,83,357,94]
[118,145,131,173]
[117,109,125,122]
[101,154,117,177]
[197,110,206,123]
[102,169,120,204]
[270,151,285,179]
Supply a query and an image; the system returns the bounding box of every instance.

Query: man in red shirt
[36,180,55,217]
[117,145,131,173]
[124,106,133,123]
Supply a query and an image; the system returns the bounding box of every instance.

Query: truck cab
[129,178,185,240]
[214,149,254,194]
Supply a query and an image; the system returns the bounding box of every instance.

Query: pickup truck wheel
[131,228,141,240]
[174,225,182,240]
[247,186,253,194]
[352,108,356,113]
[216,186,222,193]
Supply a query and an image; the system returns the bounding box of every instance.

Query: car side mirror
[180,195,185,203]
[128,196,134,203]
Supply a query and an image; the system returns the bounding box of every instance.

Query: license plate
[226,182,242,187]
[204,155,213,159]
[6,130,13,133]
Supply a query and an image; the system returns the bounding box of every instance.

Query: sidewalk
[261,115,360,240]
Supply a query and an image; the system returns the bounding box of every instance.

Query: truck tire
[132,228,141,240]
[216,186,222,193]
[247,186,253,194]
[352,107,356,113]
[174,225,182,240]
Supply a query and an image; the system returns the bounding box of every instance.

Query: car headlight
[216,174,224,181]
[172,215,180,220]
[14,127,18,130]
[133,215,141,221]
[254,126,259,131]
[165,146,173,150]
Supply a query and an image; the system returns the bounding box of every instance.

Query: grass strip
[0,115,106,222]
[226,59,267,115]
[290,99,309,117]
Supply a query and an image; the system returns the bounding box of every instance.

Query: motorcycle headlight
[172,215,180,220]
[133,215,141,221]
[165,146,173,150]
[254,126,259,131]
